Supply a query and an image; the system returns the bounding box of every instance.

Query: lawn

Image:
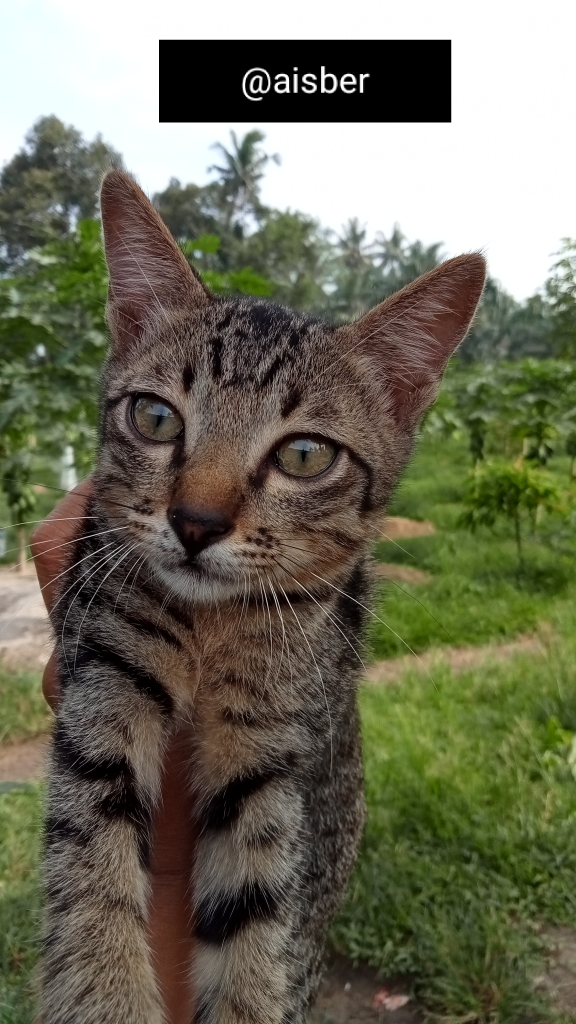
[370,434,576,657]
[2,434,576,1022]
[0,666,52,746]
[332,622,576,1022]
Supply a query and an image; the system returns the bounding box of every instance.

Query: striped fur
[40,170,485,1023]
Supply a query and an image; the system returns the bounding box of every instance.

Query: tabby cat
[41,169,485,1024]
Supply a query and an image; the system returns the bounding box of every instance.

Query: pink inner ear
[100,169,211,348]
[339,253,486,425]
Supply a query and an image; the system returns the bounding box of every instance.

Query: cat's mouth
[179,556,209,575]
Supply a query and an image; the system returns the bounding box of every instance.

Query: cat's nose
[168,506,233,558]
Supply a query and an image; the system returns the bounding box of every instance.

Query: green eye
[131,395,184,441]
[275,438,337,477]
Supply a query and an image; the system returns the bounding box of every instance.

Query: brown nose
[168,506,233,559]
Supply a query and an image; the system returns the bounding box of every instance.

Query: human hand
[31,482,196,1023]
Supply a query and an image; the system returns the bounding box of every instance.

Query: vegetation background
[1,117,576,1024]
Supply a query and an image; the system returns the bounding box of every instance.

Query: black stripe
[75,639,174,717]
[182,363,195,391]
[221,707,260,727]
[52,725,153,868]
[122,611,183,651]
[53,725,129,782]
[195,882,279,944]
[217,310,233,332]
[245,821,284,849]
[132,499,154,516]
[104,393,128,410]
[199,753,297,831]
[281,386,301,418]
[164,601,195,632]
[136,578,195,633]
[109,448,138,473]
[44,815,92,848]
[335,562,367,636]
[194,999,212,1024]
[259,353,284,388]
[351,452,375,513]
[100,786,152,869]
[211,336,223,378]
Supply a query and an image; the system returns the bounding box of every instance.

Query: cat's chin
[151,561,247,605]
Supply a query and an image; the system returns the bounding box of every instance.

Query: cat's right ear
[100,169,212,350]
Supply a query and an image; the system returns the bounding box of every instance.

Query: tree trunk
[16,525,27,573]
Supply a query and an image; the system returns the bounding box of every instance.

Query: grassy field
[371,435,576,657]
[0,666,52,746]
[2,435,576,1021]
[332,627,576,1022]
[0,787,42,1024]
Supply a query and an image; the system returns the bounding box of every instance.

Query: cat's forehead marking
[182,364,195,392]
[179,299,329,394]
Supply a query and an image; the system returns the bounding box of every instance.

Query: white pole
[60,445,78,492]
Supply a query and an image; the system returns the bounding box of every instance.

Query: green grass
[371,435,576,658]
[332,612,576,1022]
[0,666,51,745]
[0,786,43,1024]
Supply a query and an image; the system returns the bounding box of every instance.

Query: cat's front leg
[40,658,172,1024]
[192,734,306,1024]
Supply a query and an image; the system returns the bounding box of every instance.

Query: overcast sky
[2,0,575,300]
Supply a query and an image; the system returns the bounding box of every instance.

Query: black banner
[159,40,451,123]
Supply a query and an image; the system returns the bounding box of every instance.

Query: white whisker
[278,583,333,773]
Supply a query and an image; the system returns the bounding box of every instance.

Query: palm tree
[372,224,443,296]
[336,218,373,272]
[208,130,280,230]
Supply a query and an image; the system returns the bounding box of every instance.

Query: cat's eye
[131,394,184,442]
[275,438,337,478]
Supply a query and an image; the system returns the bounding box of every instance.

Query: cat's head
[95,170,485,604]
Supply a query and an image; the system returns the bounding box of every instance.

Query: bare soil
[537,927,576,1016]
[311,954,419,1024]
[365,635,545,685]
[381,518,436,541]
[0,565,52,670]
[374,564,432,586]
[0,734,49,784]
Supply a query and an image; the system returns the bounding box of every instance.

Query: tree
[451,368,500,463]
[546,238,576,358]
[0,116,122,269]
[458,278,553,363]
[243,210,331,311]
[459,461,564,570]
[0,218,109,565]
[208,129,280,230]
[500,359,576,465]
[0,416,37,571]
[327,218,379,320]
[153,178,221,248]
[372,224,443,296]
[566,431,576,482]
[179,236,273,297]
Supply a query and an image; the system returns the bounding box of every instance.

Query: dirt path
[311,954,418,1024]
[0,734,49,785]
[365,634,545,684]
[0,564,51,669]
[380,517,436,540]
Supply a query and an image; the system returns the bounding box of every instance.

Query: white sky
[1,0,575,301]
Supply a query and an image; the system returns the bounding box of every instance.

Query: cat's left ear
[336,254,486,425]
[100,169,212,350]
